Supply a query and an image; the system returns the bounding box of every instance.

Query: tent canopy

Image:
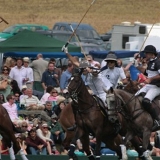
[0,30,83,58]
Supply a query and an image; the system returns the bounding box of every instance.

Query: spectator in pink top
[2,94,20,126]
[87,55,100,69]
[47,89,59,107]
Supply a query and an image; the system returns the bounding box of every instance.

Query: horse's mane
[114,89,133,98]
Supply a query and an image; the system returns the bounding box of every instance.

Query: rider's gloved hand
[62,45,68,53]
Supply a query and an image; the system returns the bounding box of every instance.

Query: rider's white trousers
[135,84,160,101]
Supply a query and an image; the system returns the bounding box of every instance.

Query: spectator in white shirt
[20,88,44,110]
[23,57,34,89]
[9,58,29,90]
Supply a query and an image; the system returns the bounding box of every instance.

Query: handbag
[0,80,8,90]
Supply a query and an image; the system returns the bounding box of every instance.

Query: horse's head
[67,69,85,103]
[124,80,140,94]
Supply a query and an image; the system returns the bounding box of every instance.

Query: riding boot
[142,98,160,131]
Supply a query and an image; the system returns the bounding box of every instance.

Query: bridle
[67,74,83,103]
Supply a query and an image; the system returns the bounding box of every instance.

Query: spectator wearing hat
[52,96,66,117]
[36,123,55,155]
[23,57,34,89]
[30,54,48,92]
[19,85,28,101]
[26,128,47,155]
[9,58,29,90]
[48,113,64,146]
[101,51,127,88]
[135,45,160,131]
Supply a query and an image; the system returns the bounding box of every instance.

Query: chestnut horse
[0,106,28,160]
[62,70,127,160]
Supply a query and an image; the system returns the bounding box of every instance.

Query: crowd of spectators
[0,51,160,158]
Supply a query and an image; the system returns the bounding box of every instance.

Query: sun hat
[143,45,157,55]
[104,52,117,62]
[23,57,30,62]
[21,85,27,91]
[57,95,65,105]
[42,123,48,127]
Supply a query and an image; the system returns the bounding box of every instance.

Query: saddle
[92,95,108,117]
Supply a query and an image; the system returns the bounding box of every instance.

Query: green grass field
[0,0,160,34]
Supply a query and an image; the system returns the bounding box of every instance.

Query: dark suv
[52,22,107,49]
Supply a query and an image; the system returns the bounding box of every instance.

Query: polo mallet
[62,0,96,50]
[135,23,155,59]
[69,24,88,60]
[0,17,9,24]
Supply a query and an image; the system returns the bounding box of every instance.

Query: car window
[3,26,16,34]
[53,25,59,30]
[60,26,66,31]
[76,29,100,40]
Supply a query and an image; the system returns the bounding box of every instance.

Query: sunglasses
[107,60,115,64]
[15,95,19,97]
[52,92,58,93]
[43,127,48,129]
[3,69,8,71]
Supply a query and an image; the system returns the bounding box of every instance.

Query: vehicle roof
[54,22,94,30]
[12,24,49,27]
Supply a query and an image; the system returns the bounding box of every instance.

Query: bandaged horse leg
[141,150,153,160]
[8,146,15,160]
[18,149,28,160]
[80,134,95,160]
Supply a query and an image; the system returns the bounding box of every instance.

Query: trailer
[110,21,160,51]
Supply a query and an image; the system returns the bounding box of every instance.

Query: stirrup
[67,124,77,131]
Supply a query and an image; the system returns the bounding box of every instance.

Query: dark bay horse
[65,71,127,160]
[0,105,28,160]
[113,89,154,160]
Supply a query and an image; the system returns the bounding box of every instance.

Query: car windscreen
[76,29,100,40]
[82,46,106,54]
[53,34,78,42]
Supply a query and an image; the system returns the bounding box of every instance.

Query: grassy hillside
[0,0,160,34]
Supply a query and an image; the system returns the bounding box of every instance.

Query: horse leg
[105,134,127,160]
[80,134,95,160]
[18,149,28,160]
[141,131,153,160]
[94,131,104,160]
[68,128,83,160]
